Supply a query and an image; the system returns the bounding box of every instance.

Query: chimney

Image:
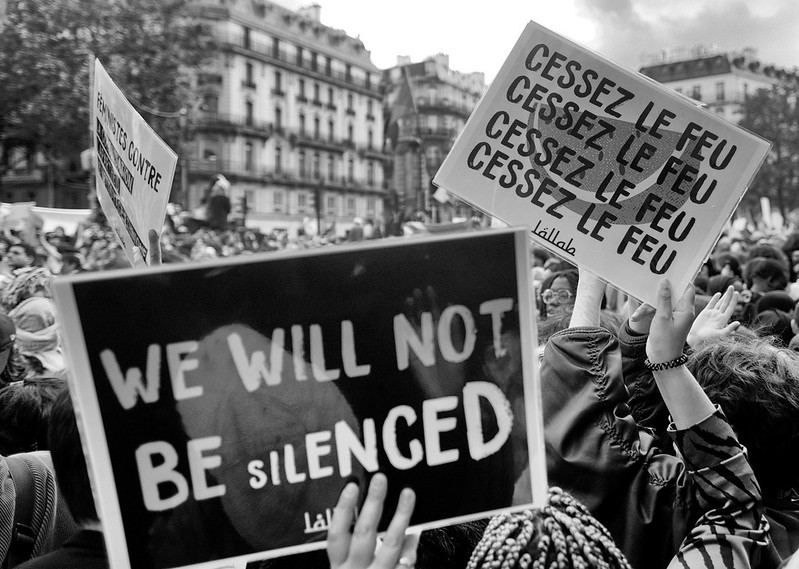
[298,3,321,22]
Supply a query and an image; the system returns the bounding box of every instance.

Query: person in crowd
[6,242,37,273]
[538,269,578,320]
[6,272,64,378]
[59,252,84,275]
[543,274,783,569]
[738,257,791,326]
[1,266,53,313]
[15,389,105,569]
[0,377,67,455]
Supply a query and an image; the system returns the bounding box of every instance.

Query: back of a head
[688,333,799,496]
[467,487,630,569]
[48,389,97,525]
[0,377,66,455]
[747,243,789,267]
[745,257,790,292]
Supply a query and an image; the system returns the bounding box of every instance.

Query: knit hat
[0,452,58,565]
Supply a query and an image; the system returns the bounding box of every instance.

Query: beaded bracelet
[643,353,688,371]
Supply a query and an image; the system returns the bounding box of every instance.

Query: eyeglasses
[541,289,572,304]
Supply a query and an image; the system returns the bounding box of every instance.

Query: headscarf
[0,268,52,313]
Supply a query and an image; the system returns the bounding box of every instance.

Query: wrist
[644,353,688,371]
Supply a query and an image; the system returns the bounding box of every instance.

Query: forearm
[652,366,715,430]
[569,276,604,328]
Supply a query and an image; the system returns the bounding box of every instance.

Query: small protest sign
[92,58,176,265]
[433,21,771,305]
[53,229,545,569]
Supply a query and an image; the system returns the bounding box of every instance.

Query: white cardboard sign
[434,21,770,304]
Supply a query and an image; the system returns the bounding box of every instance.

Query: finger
[373,488,416,568]
[348,474,388,566]
[630,303,654,323]
[397,532,421,569]
[705,292,722,311]
[721,289,739,320]
[148,229,162,266]
[675,283,695,315]
[655,280,673,318]
[715,286,734,313]
[327,482,359,568]
[721,321,741,335]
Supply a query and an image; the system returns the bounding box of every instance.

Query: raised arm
[647,281,767,568]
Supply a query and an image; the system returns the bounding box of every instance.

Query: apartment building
[190,0,386,236]
[382,54,486,223]
[639,47,785,123]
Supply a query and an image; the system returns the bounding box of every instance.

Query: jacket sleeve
[617,321,669,442]
[668,412,769,569]
[541,326,686,569]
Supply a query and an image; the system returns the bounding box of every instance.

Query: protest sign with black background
[53,229,545,569]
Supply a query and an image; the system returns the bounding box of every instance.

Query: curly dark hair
[688,333,799,496]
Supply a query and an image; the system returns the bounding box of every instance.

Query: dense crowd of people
[0,203,798,569]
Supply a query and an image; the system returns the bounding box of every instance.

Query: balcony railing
[189,158,383,192]
[220,32,381,94]
[194,112,273,136]
[415,97,474,117]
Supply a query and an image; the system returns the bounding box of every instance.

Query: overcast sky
[278,0,799,82]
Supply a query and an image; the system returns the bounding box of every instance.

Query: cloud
[576,0,799,71]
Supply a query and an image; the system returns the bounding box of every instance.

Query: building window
[715,81,725,102]
[299,113,306,135]
[299,150,306,177]
[313,83,320,104]
[311,51,318,72]
[347,124,353,143]
[327,87,334,106]
[274,190,284,212]
[327,154,335,181]
[275,144,282,173]
[366,197,375,216]
[298,192,307,212]
[367,129,373,150]
[272,37,280,57]
[274,70,282,93]
[314,116,320,139]
[202,93,218,113]
[365,73,371,89]
[345,64,352,81]
[243,26,251,49]
[325,56,332,76]
[328,119,335,141]
[367,99,374,118]
[347,92,354,112]
[244,62,255,88]
[275,107,282,131]
[313,152,321,179]
[691,85,701,100]
[326,195,337,215]
[245,101,254,126]
[367,160,374,185]
[296,46,303,66]
[299,79,306,99]
[346,197,356,216]
[347,157,354,182]
[244,142,254,171]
